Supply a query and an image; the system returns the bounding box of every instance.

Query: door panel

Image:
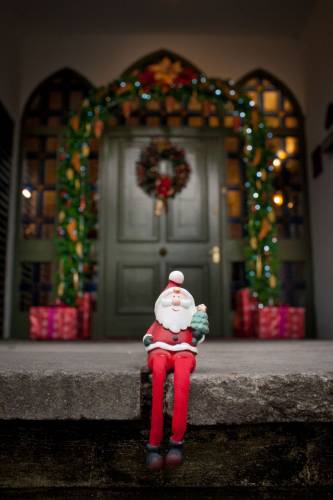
[167,144,208,242]
[98,128,225,337]
[118,143,159,242]
[116,262,159,314]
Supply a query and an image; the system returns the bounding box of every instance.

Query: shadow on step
[1,487,333,500]
[0,420,332,491]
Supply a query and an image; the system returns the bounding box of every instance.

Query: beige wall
[18,34,305,112]
[0,30,19,119]
[303,0,333,337]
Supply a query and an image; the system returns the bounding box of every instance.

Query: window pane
[285,136,299,155]
[24,137,40,152]
[285,116,299,128]
[19,262,53,310]
[247,91,258,104]
[208,116,220,127]
[23,223,37,239]
[263,91,280,112]
[167,116,182,127]
[22,190,38,218]
[224,136,239,153]
[70,91,84,110]
[25,160,39,184]
[284,99,293,112]
[49,91,62,110]
[46,137,58,152]
[43,191,56,218]
[47,116,62,128]
[188,116,204,127]
[224,115,234,128]
[226,159,242,185]
[227,190,242,217]
[264,116,281,128]
[44,159,57,184]
[229,223,243,239]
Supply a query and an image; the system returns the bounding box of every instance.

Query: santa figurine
[143,270,209,470]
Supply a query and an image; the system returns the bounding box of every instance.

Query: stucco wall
[0,30,19,119]
[18,34,305,112]
[303,0,333,337]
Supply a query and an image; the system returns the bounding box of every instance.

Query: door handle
[209,245,220,264]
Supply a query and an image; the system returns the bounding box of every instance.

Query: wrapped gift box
[29,305,78,340]
[255,305,305,339]
[76,292,92,339]
[234,288,258,337]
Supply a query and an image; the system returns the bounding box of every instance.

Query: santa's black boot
[165,439,184,467]
[146,444,164,471]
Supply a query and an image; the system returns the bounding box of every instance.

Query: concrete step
[0,340,332,489]
[0,340,332,423]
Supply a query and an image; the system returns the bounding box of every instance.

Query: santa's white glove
[143,334,154,347]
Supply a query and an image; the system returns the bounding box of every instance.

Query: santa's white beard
[155,305,193,333]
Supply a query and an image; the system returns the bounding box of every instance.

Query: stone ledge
[0,340,332,423]
[166,373,333,425]
[0,371,141,420]
[0,342,144,420]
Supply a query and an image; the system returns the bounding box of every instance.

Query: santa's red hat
[155,270,195,312]
[165,270,184,290]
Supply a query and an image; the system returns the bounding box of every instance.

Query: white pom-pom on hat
[169,270,184,285]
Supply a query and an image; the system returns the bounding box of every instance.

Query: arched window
[238,69,306,240]
[231,69,311,315]
[15,69,97,333]
[21,68,96,240]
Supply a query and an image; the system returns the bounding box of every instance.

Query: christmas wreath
[136,138,191,215]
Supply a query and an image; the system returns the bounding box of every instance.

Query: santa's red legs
[143,271,209,470]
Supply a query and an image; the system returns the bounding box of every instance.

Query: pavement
[0,339,332,423]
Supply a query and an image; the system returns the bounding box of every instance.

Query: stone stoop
[0,340,332,491]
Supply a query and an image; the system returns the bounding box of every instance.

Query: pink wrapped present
[234,288,258,337]
[255,305,305,339]
[29,305,78,340]
[76,292,92,339]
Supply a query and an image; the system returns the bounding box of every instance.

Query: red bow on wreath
[136,138,191,216]
[156,175,172,197]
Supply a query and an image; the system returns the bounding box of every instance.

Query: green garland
[55,59,280,306]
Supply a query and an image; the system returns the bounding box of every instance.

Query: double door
[98,128,228,337]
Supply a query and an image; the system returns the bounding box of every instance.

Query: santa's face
[155,287,196,333]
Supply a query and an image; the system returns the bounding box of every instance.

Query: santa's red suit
[143,271,205,448]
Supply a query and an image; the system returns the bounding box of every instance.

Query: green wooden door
[97,128,226,337]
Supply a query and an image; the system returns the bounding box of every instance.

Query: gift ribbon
[48,307,57,339]
[279,305,288,338]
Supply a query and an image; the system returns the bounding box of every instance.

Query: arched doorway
[96,50,229,336]
[13,52,312,338]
